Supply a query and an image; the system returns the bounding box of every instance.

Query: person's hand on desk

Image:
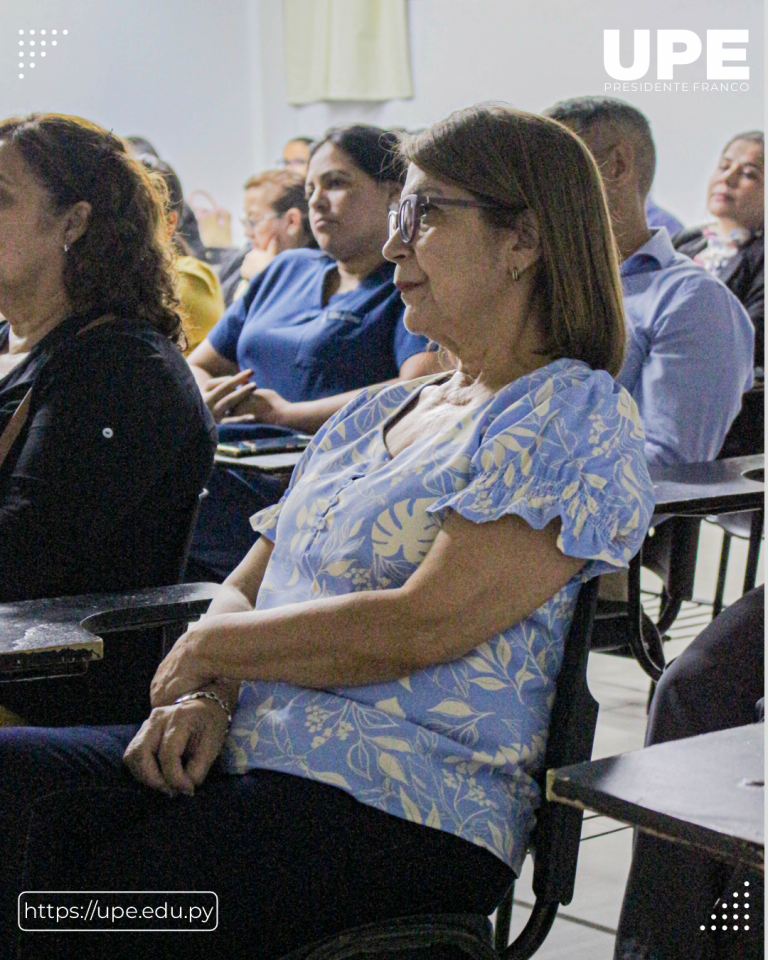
[212,350,443,432]
[200,367,295,426]
[202,367,259,423]
[213,386,296,428]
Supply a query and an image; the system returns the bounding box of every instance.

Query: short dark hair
[544,97,657,199]
[271,182,317,249]
[124,135,160,158]
[270,182,306,216]
[0,113,182,343]
[310,124,405,184]
[139,154,184,215]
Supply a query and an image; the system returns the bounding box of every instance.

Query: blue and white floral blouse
[222,359,654,874]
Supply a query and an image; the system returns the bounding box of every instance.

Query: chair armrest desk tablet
[649,454,764,519]
[547,724,764,871]
[213,450,303,474]
[0,583,219,681]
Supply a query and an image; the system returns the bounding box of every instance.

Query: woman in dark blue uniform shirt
[187,125,436,432]
[206,248,424,408]
[186,126,438,579]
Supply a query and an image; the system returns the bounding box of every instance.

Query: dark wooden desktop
[0,583,218,680]
[548,724,764,870]
[649,453,763,518]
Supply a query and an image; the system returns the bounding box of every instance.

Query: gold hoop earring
[512,267,520,282]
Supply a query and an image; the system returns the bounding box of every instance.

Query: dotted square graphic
[17,28,68,78]
[701,881,752,933]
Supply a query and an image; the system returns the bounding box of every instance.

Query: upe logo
[604,30,749,80]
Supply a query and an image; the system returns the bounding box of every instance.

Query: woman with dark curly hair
[0,113,217,724]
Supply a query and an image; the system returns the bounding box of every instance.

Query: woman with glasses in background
[218,169,317,309]
[675,130,763,361]
[0,104,653,960]
[280,134,313,176]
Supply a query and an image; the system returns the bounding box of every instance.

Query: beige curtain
[284,0,414,104]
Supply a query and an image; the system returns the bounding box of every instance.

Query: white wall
[248,0,764,229]
[0,0,763,237]
[0,0,254,242]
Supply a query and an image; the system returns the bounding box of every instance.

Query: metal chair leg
[646,679,657,715]
[501,902,559,959]
[493,884,514,951]
[655,596,684,636]
[713,532,731,619]
[627,551,665,681]
[744,511,764,594]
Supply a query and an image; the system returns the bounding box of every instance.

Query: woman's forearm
[155,514,585,702]
[190,588,447,689]
[188,363,211,392]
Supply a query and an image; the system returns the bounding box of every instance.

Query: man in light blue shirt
[619,228,753,465]
[546,97,754,467]
[645,195,684,238]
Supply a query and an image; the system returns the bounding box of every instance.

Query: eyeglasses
[277,158,309,171]
[388,193,506,244]
[240,212,277,233]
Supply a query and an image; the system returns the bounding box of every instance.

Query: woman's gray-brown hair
[723,130,764,154]
[0,113,183,343]
[397,103,626,376]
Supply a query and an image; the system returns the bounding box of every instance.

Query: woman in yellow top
[176,252,225,355]
[139,155,225,354]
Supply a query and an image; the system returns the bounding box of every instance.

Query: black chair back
[533,576,600,903]
[274,578,602,960]
[495,577,600,958]
[0,490,210,726]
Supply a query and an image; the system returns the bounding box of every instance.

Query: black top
[674,228,764,365]
[0,313,217,602]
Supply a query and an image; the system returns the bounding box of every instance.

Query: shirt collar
[620,227,677,277]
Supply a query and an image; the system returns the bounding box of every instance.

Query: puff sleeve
[426,366,654,577]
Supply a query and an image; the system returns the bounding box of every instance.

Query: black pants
[0,724,513,960]
[614,586,764,960]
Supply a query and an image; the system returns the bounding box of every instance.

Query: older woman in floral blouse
[0,105,654,960]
